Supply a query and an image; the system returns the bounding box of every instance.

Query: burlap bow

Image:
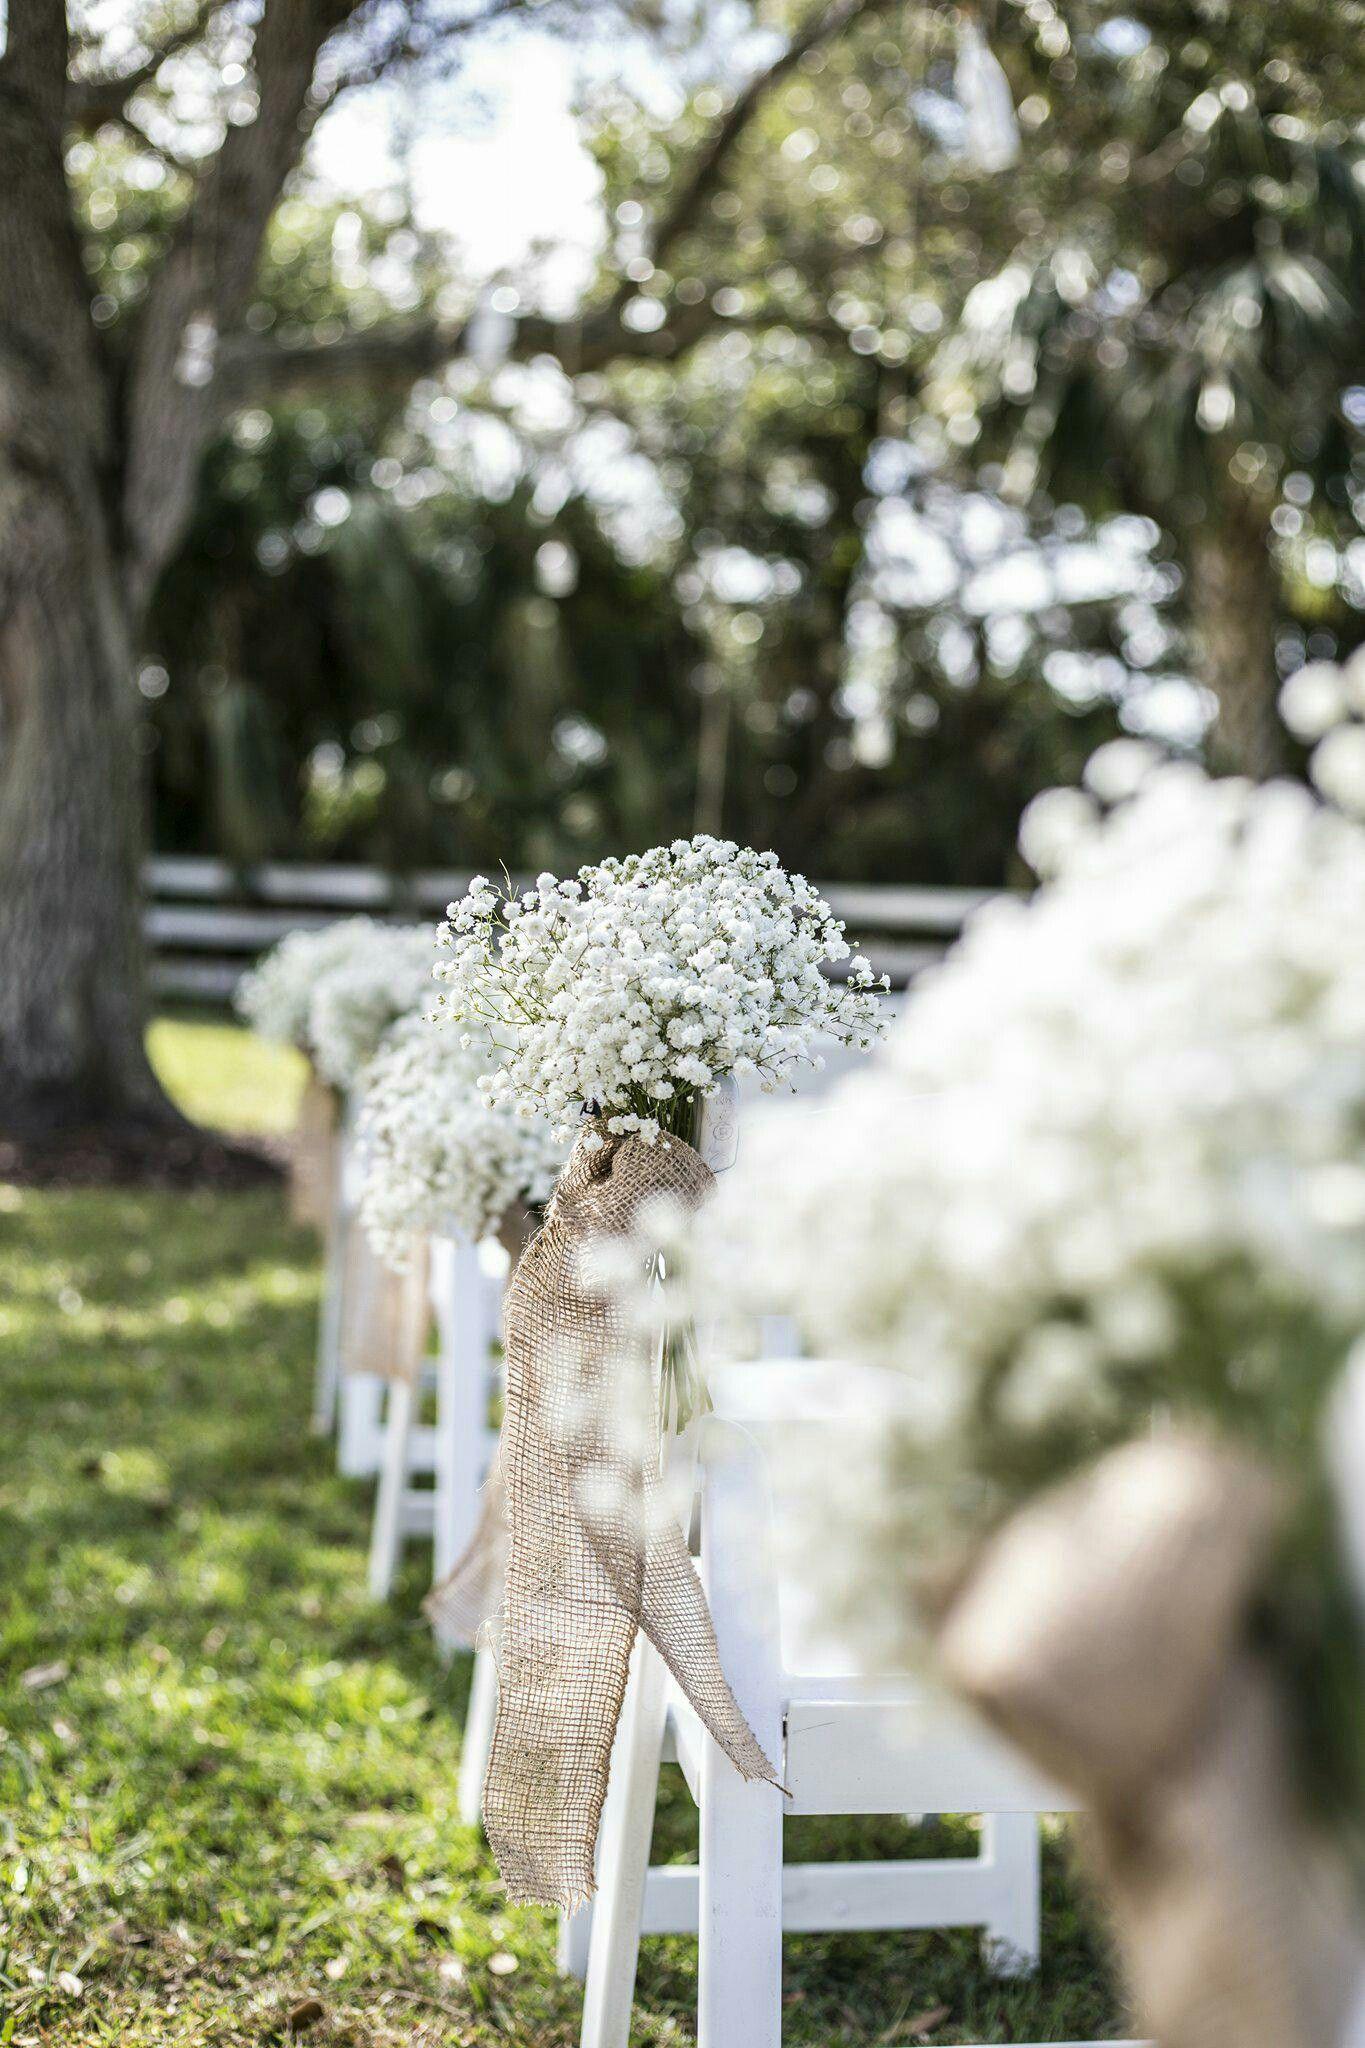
[338,1219,431,1384]
[469,1124,778,1909]
[936,1434,1365,2048]
[289,1071,338,1231]
[426,1462,508,1647]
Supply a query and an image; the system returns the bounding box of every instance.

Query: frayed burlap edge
[477,1124,779,1909]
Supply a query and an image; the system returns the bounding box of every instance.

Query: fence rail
[144,856,992,1003]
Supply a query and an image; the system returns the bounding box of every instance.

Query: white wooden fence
[144,855,992,1002]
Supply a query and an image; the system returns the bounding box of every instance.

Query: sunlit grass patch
[148,1010,306,1138]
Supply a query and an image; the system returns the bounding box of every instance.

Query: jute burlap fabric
[424,1461,507,1648]
[424,1206,535,1647]
[937,1435,1365,2048]
[339,1220,431,1384]
[481,1124,779,1909]
[289,1072,338,1231]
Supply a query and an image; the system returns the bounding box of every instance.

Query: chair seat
[667,1674,1063,1817]
[580,1389,1103,2048]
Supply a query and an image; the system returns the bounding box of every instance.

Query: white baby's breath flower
[686,700,1365,1664]
[356,1015,565,1269]
[1310,723,1365,820]
[1280,660,1347,741]
[1017,786,1098,878]
[433,835,888,1145]
[235,918,437,1090]
[1081,737,1162,805]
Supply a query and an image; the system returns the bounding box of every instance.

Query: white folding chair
[580,1362,1146,2048]
[551,1317,802,1981]
[365,1358,438,1601]
[367,1235,503,1602]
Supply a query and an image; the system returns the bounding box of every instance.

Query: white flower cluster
[235,918,437,1090]
[1279,646,1365,820]
[434,836,888,1145]
[693,720,1365,1650]
[356,1016,565,1268]
[235,918,382,1050]
[306,926,438,1091]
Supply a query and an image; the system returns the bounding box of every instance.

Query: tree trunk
[0,2,177,1144]
[0,498,170,1135]
[1188,500,1284,781]
[0,0,349,1152]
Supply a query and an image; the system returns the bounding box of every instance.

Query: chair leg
[580,1641,668,2048]
[557,1904,593,1981]
[337,1371,386,1478]
[432,1240,494,1582]
[697,1736,783,2048]
[696,1421,785,2048]
[367,1377,416,1601]
[980,1812,1041,1978]
[458,1640,499,1829]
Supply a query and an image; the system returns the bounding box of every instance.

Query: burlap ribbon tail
[289,1070,339,1231]
[442,1124,778,1910]
[936,1435,1365,2048]
[427,1461,508,1647]
[338,1221,432,1384]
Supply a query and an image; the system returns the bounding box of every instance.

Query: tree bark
[0,507,167,1132]
[0,0,353,1143]
[0,0,170,1137]
[1187,497,1284,781]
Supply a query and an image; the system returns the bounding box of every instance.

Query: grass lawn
[0,1015,1127,2046]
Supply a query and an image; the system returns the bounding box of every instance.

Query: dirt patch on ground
[0,1122,286,1191]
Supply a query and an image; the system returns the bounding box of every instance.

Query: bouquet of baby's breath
[235,918,386,1053]
[691,696,1365,1866]
[236,918,437,1090]
[356,1016,565,1271]
[435,835,886,1141]
[436,834,888,1425]
[305,927,438,1091]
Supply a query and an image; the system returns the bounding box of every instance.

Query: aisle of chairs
[309,1085,1142,2048]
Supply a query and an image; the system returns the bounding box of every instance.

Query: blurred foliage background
[78,0,1365,884]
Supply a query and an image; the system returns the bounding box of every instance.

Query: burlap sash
[426,1462,508,1647]
[339,1219,431,1383]
[474,1125,778,1908]
[289,1071,338,1231]
[936,1435,1365,2048]
[424,1203,539,1646]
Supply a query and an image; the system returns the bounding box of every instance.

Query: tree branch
[645,0,897,280]
[308,0,535,110]
[120,0,363,611]
[111,0,897,606]
[218,317,475,401]
[221,0,898,408]
[216,286,733,404]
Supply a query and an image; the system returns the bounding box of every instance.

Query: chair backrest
[701,1370,920,1683]
[697,1392,1072,1812]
